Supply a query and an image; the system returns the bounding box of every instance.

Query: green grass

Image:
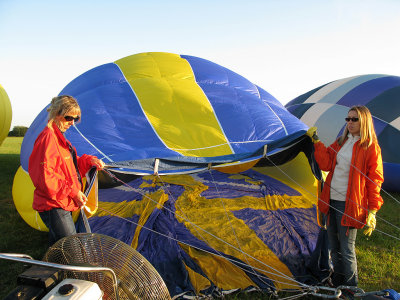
[357,190,400,290]
[0,137,399,299]
[0,137,48,298]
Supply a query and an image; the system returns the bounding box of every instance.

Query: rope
[73,128,313,290]
[327,142,400,206]
[324,143,400,230]
[74,127,390,295]
[319,179,400,233]
[264,155,400,242]
[95,203,302,290]
[101,168,311,289]
[207,169,275,289]
[154,174,278,289]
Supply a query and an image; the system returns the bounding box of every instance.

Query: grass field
[0,137,48,298]
[0,137,399,299]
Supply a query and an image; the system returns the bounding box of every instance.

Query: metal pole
[0,253,119,300]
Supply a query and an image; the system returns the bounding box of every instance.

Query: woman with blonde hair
[29,95,105,245]
[307,105,384,288]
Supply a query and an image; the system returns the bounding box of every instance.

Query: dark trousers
[39,208,77,246]
[327,200,358,287]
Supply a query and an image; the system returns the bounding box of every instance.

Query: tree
[8,126,28,137]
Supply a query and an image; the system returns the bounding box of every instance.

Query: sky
[1,0,400,129]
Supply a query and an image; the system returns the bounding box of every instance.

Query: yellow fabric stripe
[130,190,168,249]
[96,173,308,290]
[182,260,212,293]
[253,152,319,205]
[180,243,255,290]
[213,158,261,174]
[115,52,233,157]
[95,189,168,250]
[156,175,300,290]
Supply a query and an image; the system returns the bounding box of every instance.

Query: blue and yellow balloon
[13,52,324,297]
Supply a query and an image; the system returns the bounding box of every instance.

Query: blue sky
[1,0,400,128]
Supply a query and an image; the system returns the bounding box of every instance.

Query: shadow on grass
[0,153,49,297]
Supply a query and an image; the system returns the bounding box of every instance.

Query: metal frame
[0,253,120,300]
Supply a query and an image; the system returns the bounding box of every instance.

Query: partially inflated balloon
[0,84,12,145]
[12,166,47,231]
[14,52,326,297]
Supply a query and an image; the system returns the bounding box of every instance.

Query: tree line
[8,126,28,137]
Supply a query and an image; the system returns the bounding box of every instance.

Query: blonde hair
[338,105,377,148]
[47,95,81,127]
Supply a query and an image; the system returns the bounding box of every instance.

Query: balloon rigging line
[318,180,400,233]
[103,169,305,288]
[153,174,274,289]
[264,155,400,241]
[95,203,302,290]
[73,124,114,163]
[101,168,310,289]
[278,291,311,300]
[326,143,400,206]
[264,102,288,136]
[325,143,400,231]
[76,129,306,286]
[263,148,400,234]
[154,174,324,299]
[262,141,400,233]
[265,155,400,240]
[168,139,274,151]
[206,169,274,289]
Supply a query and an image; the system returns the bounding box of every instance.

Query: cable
[155,174,277,290]
[264,155,400,242]
[207,169,275,289]
[101,168,312,289]
[95,204,303,290]
[73,128,314,290]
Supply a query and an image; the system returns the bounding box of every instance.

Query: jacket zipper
[343,140,359,226]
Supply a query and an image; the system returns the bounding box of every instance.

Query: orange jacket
[314,138,384,228]
[29,122,96,212]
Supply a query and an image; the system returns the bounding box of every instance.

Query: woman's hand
[363,210,377,236]
[306,126,320,143]
[74,190,88,207]
[91,157,105,170]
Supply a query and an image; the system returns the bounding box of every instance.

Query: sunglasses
[345,117,359,122]
[64,115,80,122]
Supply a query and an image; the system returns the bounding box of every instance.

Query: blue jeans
[39,208,77,246]
[327,200,358,287]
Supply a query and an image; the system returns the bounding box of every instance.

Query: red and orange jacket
[29,122,96,212]
[314,138,384,228]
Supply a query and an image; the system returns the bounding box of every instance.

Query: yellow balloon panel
[253,152,319,205]
[13,166,98,231]
[0,84,12,145]
[12,166,48,231]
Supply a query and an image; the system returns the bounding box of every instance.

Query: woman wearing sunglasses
[307,105,384,289]
[28,95,105,245]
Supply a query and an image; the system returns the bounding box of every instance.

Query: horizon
[1,0,400,128]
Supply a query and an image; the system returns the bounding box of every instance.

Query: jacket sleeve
[313,141,337,172]
[366,142,384,211]
[75,148,97,177]
[28,131,80,201]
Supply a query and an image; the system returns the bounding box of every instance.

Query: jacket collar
[51,122,69,147]
[347,132,360,141]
